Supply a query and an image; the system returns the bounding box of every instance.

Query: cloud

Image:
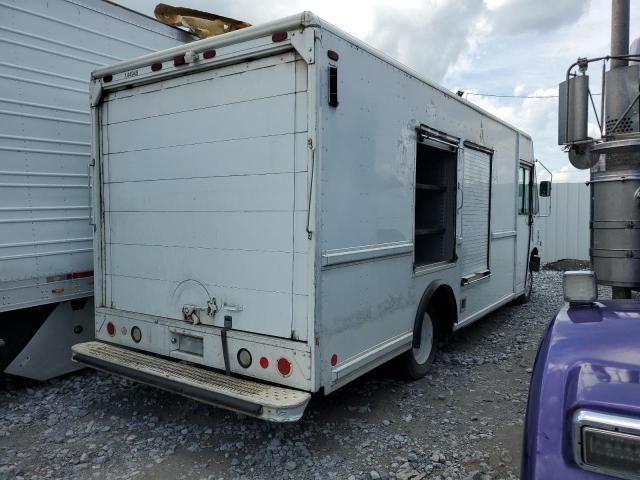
[363,0,486,82]
[464,86,589,182]
[486,0,591,35]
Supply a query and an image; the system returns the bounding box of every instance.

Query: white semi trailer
[0,0,190,380]
[73,12,547,421]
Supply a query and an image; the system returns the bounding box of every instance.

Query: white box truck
[0,0,190,380]
[72,12,545,421]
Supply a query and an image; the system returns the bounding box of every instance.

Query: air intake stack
[559,0,640,298]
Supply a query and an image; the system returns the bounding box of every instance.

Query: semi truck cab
[522,1,640,478]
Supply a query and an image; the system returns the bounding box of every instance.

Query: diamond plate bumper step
[72,341,311,422]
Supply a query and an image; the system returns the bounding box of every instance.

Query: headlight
[563,271,597,304]
[573,410,640,479]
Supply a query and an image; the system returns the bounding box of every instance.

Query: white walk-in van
[0,0,190,380]
[73,12,547,421]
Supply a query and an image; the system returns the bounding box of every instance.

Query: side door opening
[414,127,459,270]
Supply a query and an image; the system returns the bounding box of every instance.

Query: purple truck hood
[522,300,640,479]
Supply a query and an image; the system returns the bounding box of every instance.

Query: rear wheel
[515,268,534,304]
[400,311,436,380]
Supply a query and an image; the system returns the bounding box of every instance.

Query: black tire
[515,268,534,304]
[399,311,437,380]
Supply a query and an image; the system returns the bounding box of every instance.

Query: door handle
[222,303,243,312]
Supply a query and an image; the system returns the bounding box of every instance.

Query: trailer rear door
[100,53,307,340]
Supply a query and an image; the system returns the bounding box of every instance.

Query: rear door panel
[101,53,307,339]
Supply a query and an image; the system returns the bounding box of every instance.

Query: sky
[117,0,640,182]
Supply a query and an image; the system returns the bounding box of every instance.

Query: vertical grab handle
[88,159,94,228]
[457,182,464,210]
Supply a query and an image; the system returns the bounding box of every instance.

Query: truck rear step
[72,341,311,422]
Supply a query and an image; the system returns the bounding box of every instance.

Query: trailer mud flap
[72,341,311,422]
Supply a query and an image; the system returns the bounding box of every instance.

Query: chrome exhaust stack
[558,0,640,297]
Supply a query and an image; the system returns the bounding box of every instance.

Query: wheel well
[412,282,457,348]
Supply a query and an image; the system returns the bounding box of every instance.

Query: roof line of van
[92,10,531,141]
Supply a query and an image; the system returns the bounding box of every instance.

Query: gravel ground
[1,271,581,480]
[543,259,591,272]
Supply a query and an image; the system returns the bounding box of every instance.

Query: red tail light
[259,357,269,369]
[330,354,338,366]
[174,54,186,66]
[106,321,116,336]
[272,31,288,42]
[202,49,216,59]
[277,358,292,377]
[151,63,162,72]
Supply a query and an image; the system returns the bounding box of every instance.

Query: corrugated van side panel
[0,0,188,309]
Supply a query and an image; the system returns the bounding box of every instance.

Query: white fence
[535,182,590,263]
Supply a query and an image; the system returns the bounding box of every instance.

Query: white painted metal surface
[82,12,541,416]
[4,298,94,379]
[535,182,590,263]
[102,53,308,340]
[0,0,190,312]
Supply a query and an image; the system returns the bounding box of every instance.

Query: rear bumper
[72,341,311,422]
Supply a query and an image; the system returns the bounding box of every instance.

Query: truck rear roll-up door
[100,53,308,340]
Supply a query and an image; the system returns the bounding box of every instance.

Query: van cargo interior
[414,142,458,268]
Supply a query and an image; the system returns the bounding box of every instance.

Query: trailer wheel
[400,311,436,380]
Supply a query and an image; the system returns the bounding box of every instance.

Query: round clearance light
[327,50,339,61]
[131,326,142,343]
[330,354,338,366]
[277,358,292,377]
[151,63,162,72]
[259,357,269,369]
[106,321,116,336]
[237,349,252,369]
[202,49,216,59]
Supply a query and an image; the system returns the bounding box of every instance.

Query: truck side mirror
[539,180,552,197]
